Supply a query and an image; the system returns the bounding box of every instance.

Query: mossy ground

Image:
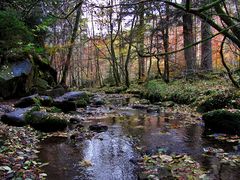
[87,74,240,112]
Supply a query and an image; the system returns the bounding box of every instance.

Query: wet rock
[39,96,53,106]
[26,111,68,132]
[14,94,39,108]
[69,117,82,124]
[58,91,89,101]
[1,107,33,126]
[75,124,84,129]
[43,86,65,98]
[202,109,240,135]
[53,100,76,112]
[0,60,33,99]
[132,104,148,110]
[92,98,105,106]
[53,91,90,112]
[89,124,108,133]
[147,106,160,113]
[15,95,53,108]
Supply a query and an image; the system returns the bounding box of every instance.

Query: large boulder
[1,107,34,126]
[0,57,57,99]
[39,95,53,106]
[53,100,76,112]
[58,91,89,101]
[14,94,53,108]
[15,94,39,108]
[53,91,90,112]
[92,97,105,106]
[26,111,68,132]
[0,60,33,98]
[42,86,65,98]
[202,109,240,135]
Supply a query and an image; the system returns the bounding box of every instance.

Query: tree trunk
[163,3,170,83]
[124,15,136,87]
[201,19,213,71]
[109,0,121,86]
[60,5,82,86]
[183,0,196,74]
[138,2,145,81]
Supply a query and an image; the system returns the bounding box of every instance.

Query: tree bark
[138,2,145,81]
[183,0,196,74]
[201,19,213,71]
[60,3,82,86]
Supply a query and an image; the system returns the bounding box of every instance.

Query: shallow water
[38,98,240,180]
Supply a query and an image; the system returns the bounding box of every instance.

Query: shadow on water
[38,105,240,180]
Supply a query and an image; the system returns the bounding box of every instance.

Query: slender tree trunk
[125,15,136,87]
[163,3,170,83]
[183,0,196,74]
[138,2,145,81]
[201,19,213,71]
[109,0,121,86]
[60,4,82,86]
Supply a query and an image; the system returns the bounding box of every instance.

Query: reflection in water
[39,108,240,180]
[39,122,137,180]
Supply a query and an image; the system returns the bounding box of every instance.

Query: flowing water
[38,95,240,180]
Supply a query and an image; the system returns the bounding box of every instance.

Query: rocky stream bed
[0,93,240,180]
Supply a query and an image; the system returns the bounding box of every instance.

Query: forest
[0,0,240,179]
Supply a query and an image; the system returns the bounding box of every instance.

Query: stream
[38,94,240,180]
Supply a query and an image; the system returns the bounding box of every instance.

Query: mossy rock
[15,95,53,108]
[1,107,36,127]
[53,91,90,111]
[45,106,62,113]
[202,109,240,135]
[39,96,53,106]
[15,94,39,108]
[197,93,233,113]
[26,111,67,132]
[76,99,88,108]
[92,98,105,106]
[53,100,76,112]
[60,91,89,102]
[104,86,127,94]
[33,77,51,91]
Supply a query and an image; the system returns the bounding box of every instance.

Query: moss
[26,111,67,132]
[104,86,128,94]
[80,92,90,103]
[141,77,233,107]
[196,89,240,112]
[142,80,200,104]
[126,84,142,94]
[202,109,240,135]
[33,77,50,91]
[76,99,87,108]
[39,96,53,106]
[46,106,62,113]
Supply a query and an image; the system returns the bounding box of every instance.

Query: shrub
[0,10,33,58]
